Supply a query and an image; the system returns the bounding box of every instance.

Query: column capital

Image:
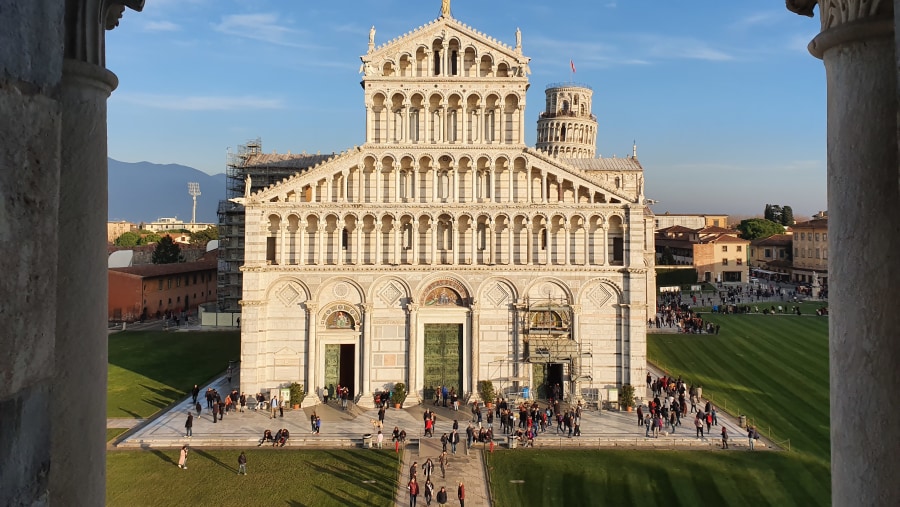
[304,302,318,313]
[362,303,374,313]
[787,0,894,57]
[571,304,583,316]
[66,1,145,66]
[407,303,420,312]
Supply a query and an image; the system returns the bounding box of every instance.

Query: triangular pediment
[362,15,529,72]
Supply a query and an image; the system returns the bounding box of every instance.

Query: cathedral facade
[238,8,655,408]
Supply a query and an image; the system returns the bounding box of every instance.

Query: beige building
[237,9,655,408]
[692,231,749,283]
[653,213,728,231]
[748,234,792,281]
[790,218,828,285]
[107,220,136,243]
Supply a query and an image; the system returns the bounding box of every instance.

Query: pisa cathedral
[238,5,655,408]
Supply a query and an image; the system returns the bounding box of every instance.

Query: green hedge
[656,267,698,287]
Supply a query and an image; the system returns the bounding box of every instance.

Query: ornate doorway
[423,324,463,396]
[324,343,355,398]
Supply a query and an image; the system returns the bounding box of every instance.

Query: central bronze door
[423,324,463,397]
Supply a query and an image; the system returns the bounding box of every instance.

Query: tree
[781,205,794,226]
[190,226,219,245]
[152,235,183,264]
[764,204,782,224]
[138,232,161,245]
[764,204,773,222]
[660,246,676,266]
[737,218,785,240]
[114,231,140,247]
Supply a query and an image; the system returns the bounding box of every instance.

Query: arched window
[341,228,349,250]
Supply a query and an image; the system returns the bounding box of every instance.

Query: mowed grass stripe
[649,314,830,462]
[486,450,829,506]
[108,331,240,418]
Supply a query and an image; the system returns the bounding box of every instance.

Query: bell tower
[536,83,597,158]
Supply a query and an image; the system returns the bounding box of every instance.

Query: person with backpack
[721,426,729,449]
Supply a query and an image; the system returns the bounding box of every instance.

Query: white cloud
[730,11,782,30]
[528,33,732,69]
[114,93,285,111]
[213,13,316,49]
[143,20,180,32]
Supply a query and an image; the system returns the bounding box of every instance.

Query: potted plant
[392,382,407,409]
[478,380,496,408]
[621,383,635,412]
[289,382,305,409]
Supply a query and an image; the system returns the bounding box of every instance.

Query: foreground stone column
[0,3,64,503]
[788,2,899,505]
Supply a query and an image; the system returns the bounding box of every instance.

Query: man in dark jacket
[184,413,193,437]
[191,384,200,404]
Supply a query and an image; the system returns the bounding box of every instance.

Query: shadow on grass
[117,407,145,419]
[285,501,310,507]
[193,448,237,473]
[147,448,177,466]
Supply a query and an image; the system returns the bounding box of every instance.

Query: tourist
[450,429,459,454]
[409,461,418,479]
[407,477,419,507]
[239,392,246,412]
[695,415,704,438]
[191,384,200,404]
[315,416,321,434]
[721,426,729,449]
[194,401,201,416]
[270,396,278,419]
[439,451,448,478]
[211,401,219,423]
[457,482,465,507]
[424,478,435,506]
[376,430,384,448]
[258,429,273,446]
[237,451,247,475]
[323,385,330,404]
[311,412,318,433]
[423,457,434,479]
[184,413,193,437]
[177,445,188,469]
[436,486,448,505]
[440,432,449,453]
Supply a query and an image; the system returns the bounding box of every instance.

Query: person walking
[211,401,219,424]
[424,478,435,506]
[721,426,729,449]
[184,413,193,437]
[407,477,420,507]
[270,396,278,419]
[194,401,201,416]
[457,482,465,507]
[436,486,448,505]
[439,451,448,478]
[315,416,321,434]
[423,458,434,479]
[177,445,188,469]
[191,384,200,404]
[237,451,247,475]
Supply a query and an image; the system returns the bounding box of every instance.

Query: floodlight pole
[187,182,201,224]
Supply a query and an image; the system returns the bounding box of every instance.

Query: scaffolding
[518,297,594,406]
[216,139,333,311]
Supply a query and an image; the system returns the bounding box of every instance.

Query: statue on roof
[244,174,252,199]
[441,0,451,17]
[369,25,375,46]
[515,27,521,51]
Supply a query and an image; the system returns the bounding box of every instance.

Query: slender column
[471,221,478,265]
[449,218,457,265]
[518,104,526,142]
[359,167,366,203]
[401,106,409,143]
[600,226,608,265]
[430,220,437,265]
[435,108,442,142]
[412,218,419,264]
[506,224,512,265]
[279,223,286,266]
[471,168,477,202]
[425,50,432,76]
[302,302,319,407]
[542,171,548,203]
[432,166,438,201]
[342,171,349,202]
[393,222,400,265]
[527,169,533,203]
[452,168,457,202]
[545,224,552,265]
[407,303,421,402]
[326,176,332,203]
[487,219,494,264]
[317,216,325,265]
[508,165,514,202]
[374,219,382,265]
[489,167,495,201]
[583,226,590,265]
[470,304,481,397]
[785,3,898,505]
[395,167,401,201]
[355,223,362,265]
[375,163,382,203]
[337,219,344,266]
[299,217,306,265]
[365,105,374,143]
[526,221,533,265]
[356,304,375,408]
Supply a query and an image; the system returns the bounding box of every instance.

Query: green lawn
[648,313,830,461]
[106,449,399,506]
[486,450,829,507]
[106,428,128,443]
[108,331,240,418]
[488,312,831,506]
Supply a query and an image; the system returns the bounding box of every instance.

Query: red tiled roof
[110,258,217,278]
[791,218,828,229]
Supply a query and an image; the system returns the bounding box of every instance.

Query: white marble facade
[239,9,654,408]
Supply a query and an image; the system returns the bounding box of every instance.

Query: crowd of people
[406,452,465,506]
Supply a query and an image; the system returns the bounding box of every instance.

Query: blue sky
[107,0,826,217]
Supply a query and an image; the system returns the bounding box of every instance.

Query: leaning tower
[536,83,597,158]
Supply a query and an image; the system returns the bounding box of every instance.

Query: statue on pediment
[441,0,451,18]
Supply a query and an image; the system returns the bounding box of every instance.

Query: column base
[300,394,320,408]
[356,393,375,409]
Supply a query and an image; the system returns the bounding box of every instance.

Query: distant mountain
[108,158,226,224]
